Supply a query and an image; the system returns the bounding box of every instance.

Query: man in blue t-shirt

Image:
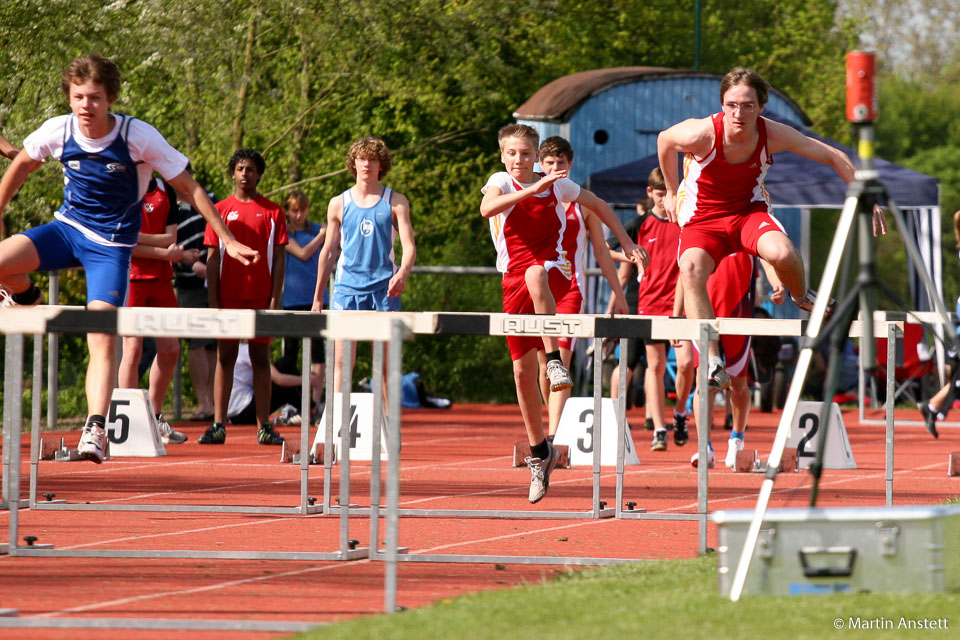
[281,189,326,407]
[0,54,258,463]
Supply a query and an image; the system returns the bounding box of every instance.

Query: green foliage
[1,0,869,408]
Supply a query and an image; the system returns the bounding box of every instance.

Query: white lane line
[31,516,621,619]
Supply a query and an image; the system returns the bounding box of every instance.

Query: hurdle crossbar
[1,307,426,564]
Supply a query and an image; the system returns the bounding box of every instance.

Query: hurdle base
[0,542,55,555]
[0,609,17,617]
[512,441,570,468]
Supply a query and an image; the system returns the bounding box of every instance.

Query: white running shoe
[690,441,715,468]
[725,436,745,468]
[708,364,731,390]
[157,417,187,444]
[525,443,560,503]
[546,360,573,392]
[0,285,16,308]
[77,423,107,464]
[791,288,835,318]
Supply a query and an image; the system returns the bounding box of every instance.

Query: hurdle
[614,317,804,553]
[858,310,960,429]
[0,305,375,565]
[334,311,658,521]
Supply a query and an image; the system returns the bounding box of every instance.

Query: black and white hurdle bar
[2,307,921,617]
[1,306,368,564]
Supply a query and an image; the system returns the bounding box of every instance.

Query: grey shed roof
[513,66,812,125]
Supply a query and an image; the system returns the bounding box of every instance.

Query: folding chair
[870,321,933,405]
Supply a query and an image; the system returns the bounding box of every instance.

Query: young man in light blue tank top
[312,136,416,393]
[0,54,258,464]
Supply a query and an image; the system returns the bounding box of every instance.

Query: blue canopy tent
[587,116,942,314]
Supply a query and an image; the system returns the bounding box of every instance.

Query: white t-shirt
[23,114,189,201]
[227,343,254,418]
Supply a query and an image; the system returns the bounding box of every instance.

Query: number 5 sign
[106,388,167,457]
[786,401,856,470]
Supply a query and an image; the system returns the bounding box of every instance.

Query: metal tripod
[729,122,959,601]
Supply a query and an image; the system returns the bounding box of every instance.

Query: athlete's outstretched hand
[531,171,564,194]
[624,242,649,269]
[387,270,407,297]
[663,191,678,224]
[609,291,629,316]
[769,284,787,305]
[872,203,887,237]
[222,238,260,266]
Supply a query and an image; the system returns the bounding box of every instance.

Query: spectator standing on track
[608,195,649,426]
[0,53,258,463]
[173,164,218,421]
[480,124,643,503]
[609,167,695,452]
[681,252,784,468]
[918,294,960,439]
[117,176,193,444]
[657,66,886,391]
[199,148,287,446]
[535,136,630,440]
[281,189,326,409]
[311,136,416,397]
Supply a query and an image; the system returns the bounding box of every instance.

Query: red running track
[1,402,958,639]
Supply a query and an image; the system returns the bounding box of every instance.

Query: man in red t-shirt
[199,148,288,446]
[118,177,198,445]
[612,168,694,453]
[657,67,885,391]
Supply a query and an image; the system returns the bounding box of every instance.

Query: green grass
[299,555,958,639]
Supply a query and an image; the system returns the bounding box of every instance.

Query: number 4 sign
[553,397,640,467]
[313,393,388,462]
[786,401,856,469]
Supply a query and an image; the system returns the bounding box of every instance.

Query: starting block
[779,447,798,472]
[38,438,62,461]
[735,449,756,473]
[949,452,960,477]
[734,447,798,473]
[280,439,336,465]
[512,440,570,468]
[53,438,110,462]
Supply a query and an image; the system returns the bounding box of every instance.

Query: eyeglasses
[723,102,758,113]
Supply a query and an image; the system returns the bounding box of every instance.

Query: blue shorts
[331,285,401,312]
[20,220,132,307]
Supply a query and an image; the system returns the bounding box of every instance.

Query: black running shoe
[919,403,940,439]
[643,418,655,431]
[651,429,667,451]
[198,423,226,444]
[673,414,688,446]
[258,426,285,445]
